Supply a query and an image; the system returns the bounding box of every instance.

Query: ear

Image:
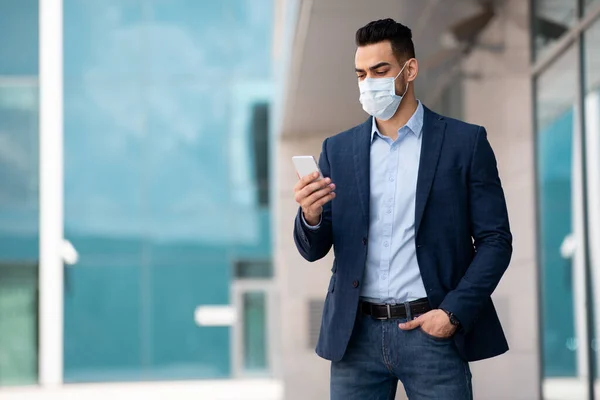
[406,58,419,82]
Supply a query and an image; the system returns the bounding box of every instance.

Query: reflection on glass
[0,77,39,388]
[242,292,267,372]
[0,83,39,258]
[62,0,274,382]
[0,0,38,76]
[0,264,38,386]
[536,45,588,398]
[534,0,576,59]
[584,17,600,387]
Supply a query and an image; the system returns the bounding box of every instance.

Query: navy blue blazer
[293,106,512,362]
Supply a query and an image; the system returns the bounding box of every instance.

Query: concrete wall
[461,0,540,399]
[275,135,334,400]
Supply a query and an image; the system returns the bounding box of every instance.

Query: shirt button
[381,274,388,280]
[389,177,395,182]
[386,209,391,214]
[384,241,389,247]
[352,280,360,288]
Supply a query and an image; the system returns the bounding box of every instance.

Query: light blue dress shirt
[302,101,427,304]
[361,101,427,304]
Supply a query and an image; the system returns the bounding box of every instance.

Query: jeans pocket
[418,327,453,343]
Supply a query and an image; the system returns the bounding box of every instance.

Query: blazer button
[352,280,359,288]
[362,237,367,246]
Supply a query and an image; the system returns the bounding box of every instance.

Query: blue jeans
[331,314,472,400]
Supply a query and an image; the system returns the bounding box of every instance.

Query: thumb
[399,317,422,330]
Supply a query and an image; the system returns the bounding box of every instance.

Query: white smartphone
[292,155,324,181]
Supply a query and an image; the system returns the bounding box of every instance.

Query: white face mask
[358,61,410,121]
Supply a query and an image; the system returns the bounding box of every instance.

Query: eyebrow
[355,62,391,73]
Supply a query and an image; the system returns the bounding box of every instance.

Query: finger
[305,183,335,205]
[311,192,336,209]
[299,178,331,200]
[295,177,327,200]
[399,318,422,330]
[293,171,320,193]
[298,184,330,207]
[295,178,327,203]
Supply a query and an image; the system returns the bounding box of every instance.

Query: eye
[375,70,387,76]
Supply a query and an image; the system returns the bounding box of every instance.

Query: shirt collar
[371,100,424,142]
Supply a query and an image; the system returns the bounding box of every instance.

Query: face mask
[358,61,410,121]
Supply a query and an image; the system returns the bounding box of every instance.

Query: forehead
[355,41,396,68]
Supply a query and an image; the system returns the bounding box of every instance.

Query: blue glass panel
[0,0,40,388]
[537,109,576,377]
[63,246,143,383]
[0,83,39,260]
[243,291,267,371]
[63,0,274,382]
[63,82,146,382]
[0,0,38,75]
[142,0,273,80]
[147,250,230,378]
[536,45,579,382]
[63,0,144,81]
[0,264,38,386]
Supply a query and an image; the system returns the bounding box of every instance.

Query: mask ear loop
[395,59,411,100]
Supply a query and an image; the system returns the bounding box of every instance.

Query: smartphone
[292,155,324,181]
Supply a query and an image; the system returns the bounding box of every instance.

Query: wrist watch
[441,309,461,327]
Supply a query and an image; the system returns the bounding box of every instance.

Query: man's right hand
[294,172,336,226]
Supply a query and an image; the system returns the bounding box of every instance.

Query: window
[0,0,39,387]
[242,292,268,371]
[536,45,588,398]
[533,0,577,59]
[583,16,600,391]
[251,103,270,207]
[234,260,273,279]
[232,259,273,376]
[0,264,38,386]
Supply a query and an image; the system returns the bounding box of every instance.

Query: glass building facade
[0,0,275,385]
[534,0,600,398]
[0,0,40,387]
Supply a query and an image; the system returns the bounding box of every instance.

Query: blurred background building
[0,0,599,399]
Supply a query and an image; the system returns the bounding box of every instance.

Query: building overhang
[277,0,481,137]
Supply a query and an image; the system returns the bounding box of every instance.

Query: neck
[376,95,418,139]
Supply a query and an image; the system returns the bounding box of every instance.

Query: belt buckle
[374,304,392,320]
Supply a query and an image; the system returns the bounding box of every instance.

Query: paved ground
[0,379,283,400]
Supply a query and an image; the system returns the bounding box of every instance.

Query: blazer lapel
[353,117,373,227]
[415,107,446,237]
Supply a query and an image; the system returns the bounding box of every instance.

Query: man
[292,19,512,399]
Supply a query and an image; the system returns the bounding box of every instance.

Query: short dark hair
[355,19,415,62]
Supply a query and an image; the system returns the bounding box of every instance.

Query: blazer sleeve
[439,126,513,333]
[293,138,334,262]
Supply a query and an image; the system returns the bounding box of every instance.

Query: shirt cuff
[301,213,321,230]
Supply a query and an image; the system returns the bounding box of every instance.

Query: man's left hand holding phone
[292,155,336,228]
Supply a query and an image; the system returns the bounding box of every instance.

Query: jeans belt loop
[404,301,413,321]
[386,304,391,319]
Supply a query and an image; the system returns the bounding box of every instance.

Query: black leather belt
[360,298,431,320]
